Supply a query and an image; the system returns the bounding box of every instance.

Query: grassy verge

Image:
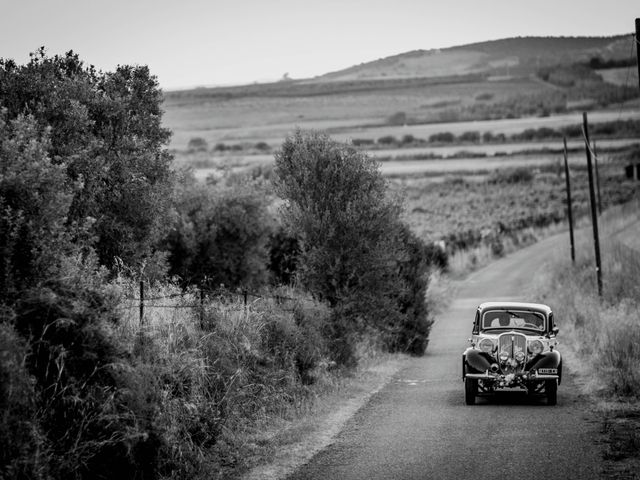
[531,198,640,477]
[111,283,338,479]
[110,281,435,479]
[448,221,568,277]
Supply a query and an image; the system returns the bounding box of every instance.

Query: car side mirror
[552,326,559,335]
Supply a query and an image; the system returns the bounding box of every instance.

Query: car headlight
[499,351,509,362]
[529,340,543,355]
[479,338,494,353]
[514,351,526,362]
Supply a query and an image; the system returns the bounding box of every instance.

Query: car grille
[498,332,527,372]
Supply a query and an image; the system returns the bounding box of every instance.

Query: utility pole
[593,140,602,215]
[582,112,603,297]
[636,18,640,91]
[563,137,575,263]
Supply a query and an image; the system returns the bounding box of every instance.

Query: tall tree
[274,130,431,362]
[0,48,174,269]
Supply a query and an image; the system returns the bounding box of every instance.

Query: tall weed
[110,280,334,478]
[534,200,640,398]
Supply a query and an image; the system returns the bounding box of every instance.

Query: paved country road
[287,234,602,480]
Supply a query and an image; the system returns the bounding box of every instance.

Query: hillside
[314,35,634,82]
[162,33,639,151]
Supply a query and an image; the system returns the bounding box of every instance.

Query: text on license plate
[538,368,557,374]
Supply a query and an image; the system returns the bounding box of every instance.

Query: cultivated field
[163,77,552,149]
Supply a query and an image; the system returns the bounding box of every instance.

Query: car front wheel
[465,378,478,405]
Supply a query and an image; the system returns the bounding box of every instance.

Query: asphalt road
[287,234,602,480]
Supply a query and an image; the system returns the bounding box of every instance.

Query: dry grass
[531,198,640,476]
[532,200,640,396]
[448,222,566,277]
[107,278,437,479]
[105,280,343,478]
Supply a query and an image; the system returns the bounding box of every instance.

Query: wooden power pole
[636,18,640,91]
[593,140,602,215]
[563,137,575,263]
[582,112,603,297]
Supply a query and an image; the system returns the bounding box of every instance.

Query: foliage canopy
[0,48,174,271]
[275,130,431,362]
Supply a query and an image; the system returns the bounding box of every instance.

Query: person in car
[490,315,511,327]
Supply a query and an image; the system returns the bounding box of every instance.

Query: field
[597,67,640,87]
[163,77,553,149]
[189,147,638,182]
[395,154,638,245]
[162,67,640,255]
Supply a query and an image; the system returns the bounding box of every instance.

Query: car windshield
[481,310,545,331]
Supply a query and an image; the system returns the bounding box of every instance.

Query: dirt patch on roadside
[600,405,640,479]
[240,355,413,480]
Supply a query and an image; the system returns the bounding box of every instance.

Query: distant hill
[313,35,634,82]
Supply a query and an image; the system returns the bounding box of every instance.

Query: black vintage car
[462,302,561,405]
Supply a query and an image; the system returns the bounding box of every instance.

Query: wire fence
[119,281,307,328]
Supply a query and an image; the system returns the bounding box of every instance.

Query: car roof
[477,302,552,315]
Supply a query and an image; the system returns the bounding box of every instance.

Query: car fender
[528,350,562,381]
[463,348,493,375]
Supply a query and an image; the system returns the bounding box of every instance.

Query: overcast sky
[1,0,638,90]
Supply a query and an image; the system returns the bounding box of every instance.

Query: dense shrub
[0,260,163,480]
[488,166,534,184]
[377,135,397,145]
[401,134,416,144]
[126,288,333,477]
[0,49,175,269]
[267,226,300,285]
[387,111,407,125]
[188,137,209,152]
[475,92,494,101]
[391,225,433,354]
[0,48,180,480]
[459,131,480,143]
[428,131,455,143]
[165,178,272,289]
[0,322,47,479]
[275,130,431,363]
[482,131,495,143]
[351,138,375,147]
[511,127,561,142]
[424,242,449,271]
[0,112,76,301]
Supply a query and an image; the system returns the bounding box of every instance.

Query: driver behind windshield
[489,314,511,327]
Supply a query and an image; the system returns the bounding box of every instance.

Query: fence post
[139,280,145,326]
[593,140,602,215]
[243,289,248,309]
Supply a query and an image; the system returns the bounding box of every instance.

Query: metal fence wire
[122,281,305,326]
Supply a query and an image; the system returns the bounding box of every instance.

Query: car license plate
[538,368,557,374]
